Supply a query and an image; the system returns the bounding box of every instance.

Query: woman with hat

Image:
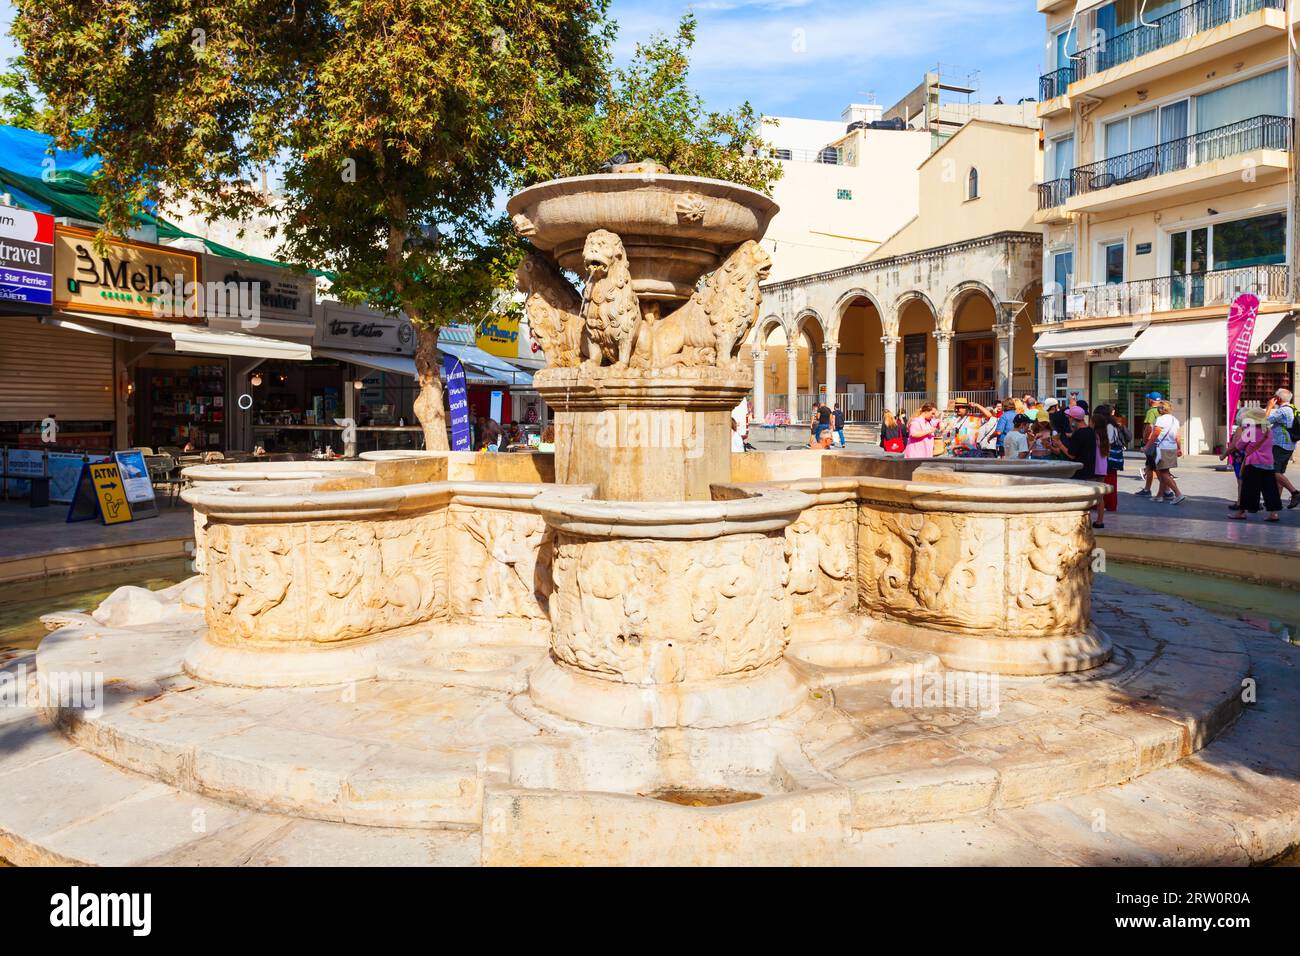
[1227,406,1282,521]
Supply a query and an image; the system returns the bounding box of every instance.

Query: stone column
[882,335,900,415]
[935,330,954,410]
[785,345,799,418]
[994,321,1014,399]
[751,348,765,422]
[824,343,838,407]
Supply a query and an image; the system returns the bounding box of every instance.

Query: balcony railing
[1038,0,1283,99]
[1039,65,1075,101]
[1037,177,1071,209]
[1038,264,1288,323]
[767,146,843,164]
[1074,0,1283,84]
[1036,114,1291,209]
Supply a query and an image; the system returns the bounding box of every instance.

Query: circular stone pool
[0,557,191,654]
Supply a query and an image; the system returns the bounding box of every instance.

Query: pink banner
[1226,292,1260,437]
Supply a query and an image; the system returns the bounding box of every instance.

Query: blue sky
[2,0,1046,120]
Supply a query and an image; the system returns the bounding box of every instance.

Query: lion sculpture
[581,229,641,367]
[634,240,771,370]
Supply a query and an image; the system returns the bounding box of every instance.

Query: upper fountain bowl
[507,171,780,302]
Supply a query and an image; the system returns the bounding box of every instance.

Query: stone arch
[893,291,938,332]
[834,289,888,400]
[941,280,1001,331]
[831,287,886,342]
[894,292,940,397]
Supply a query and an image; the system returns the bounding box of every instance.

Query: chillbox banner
[443,354,472,451]
[1225,292,1260,435]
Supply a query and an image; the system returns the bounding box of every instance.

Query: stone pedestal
[536,367,751,501]
[529,486,811,728]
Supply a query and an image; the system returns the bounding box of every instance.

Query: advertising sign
[113,450,159,520]
[48,452,107,503]
[53,225,200,320]
[443,355,472,451]
[0,204,55,312]
[1225,293,1260,436]
[476,315,522,359]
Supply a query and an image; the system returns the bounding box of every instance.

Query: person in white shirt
[1147,400,1184,504]
[1002,414,1031,460]
[730,418,745,453]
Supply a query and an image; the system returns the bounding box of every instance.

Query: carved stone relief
[785,501,855,618]
[549,530,789,685]
[450,506,552,623]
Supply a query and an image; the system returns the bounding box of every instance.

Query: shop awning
[316,348,417,379]
[438,342,534,388]
[1119,313,1287,361]
[1034,325,1139,353]
[60,311,313,360]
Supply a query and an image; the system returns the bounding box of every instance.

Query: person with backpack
[1264,388,1300,509]
[832,404,846,448]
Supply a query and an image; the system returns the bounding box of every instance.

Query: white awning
[59,311,313,360]
[1119,313,1287,361]
[1034,325,1139,353]
[172,328,313,360]
[315,348,417,379]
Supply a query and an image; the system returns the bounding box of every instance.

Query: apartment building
[1034,0,1297,452]
[759,106,933,281]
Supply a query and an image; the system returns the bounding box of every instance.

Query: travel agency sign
[0,204,55,313]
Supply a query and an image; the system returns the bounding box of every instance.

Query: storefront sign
[1226,293,1260,434]
[443,354,472,451]
[53,225,200,320]
[202,254,314,332]
[1255,317,1294,362]
[318,302,416,355]
[476,315,522,359]
[0,204,55,312]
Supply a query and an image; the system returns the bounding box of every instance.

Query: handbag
[883,436,905,453]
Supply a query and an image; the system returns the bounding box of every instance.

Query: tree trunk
[413,324,449,451]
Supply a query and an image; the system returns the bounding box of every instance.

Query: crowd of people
[872,387,1300,526]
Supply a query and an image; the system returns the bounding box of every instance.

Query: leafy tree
[551,12,782,194]
[0,57,39,129]
[15,0,612,449]
[14,3,778,448]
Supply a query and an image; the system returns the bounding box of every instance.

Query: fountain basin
[507,173,778,303]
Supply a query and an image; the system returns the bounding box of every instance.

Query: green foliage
[14,0,612,330]
[13,3,778,337]
[530,13,783,194]
[0,57,39,130]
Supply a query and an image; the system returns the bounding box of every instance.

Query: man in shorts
[1135,391,1163,497]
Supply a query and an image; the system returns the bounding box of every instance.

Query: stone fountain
[12,164,1291,867]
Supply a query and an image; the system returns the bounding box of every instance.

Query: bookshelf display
[135,362,228,452]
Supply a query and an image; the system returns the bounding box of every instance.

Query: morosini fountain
[7,164,1298,866]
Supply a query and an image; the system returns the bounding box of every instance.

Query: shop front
[308,301,424,455]
[1087,358,1170,446]
[1117,313,1295,454]
[0,206,118,454]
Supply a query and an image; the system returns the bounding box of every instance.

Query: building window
[1102,242,1125,284]
[1052,359,1070,401]
[967,168,979,200]
[836,188,852,200]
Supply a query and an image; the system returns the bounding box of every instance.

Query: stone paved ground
[0,498,196,563]
[3,576,1296,865]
